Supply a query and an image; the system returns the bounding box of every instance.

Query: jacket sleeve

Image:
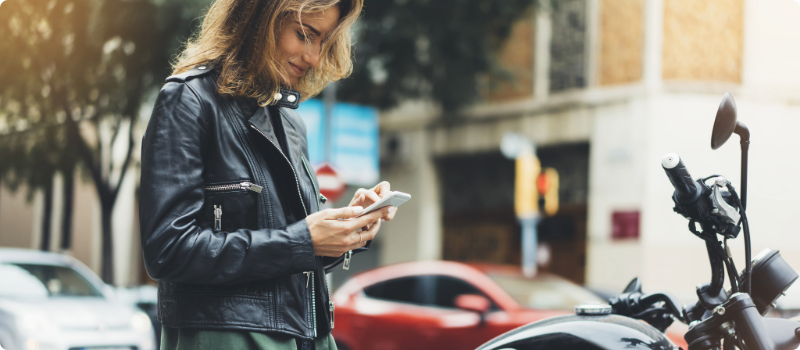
[322,242,370,273]
[139,81,317,285]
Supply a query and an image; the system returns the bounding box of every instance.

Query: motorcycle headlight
[131,311,152,332]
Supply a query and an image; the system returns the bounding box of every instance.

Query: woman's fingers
[357,188,382,206]
[323,206,364,220]
[369,181,396,221]
[310,205,390,257]
[343,206,388,230]
[346,219,381,251]
[349,182,391,207]
[348,193,365,207]
[361,217,381,241]
[383,206,397,221]
[372,181,391,196]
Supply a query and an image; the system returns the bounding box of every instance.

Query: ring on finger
[359,233,363,243]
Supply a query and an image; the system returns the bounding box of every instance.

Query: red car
[332,261,606,350]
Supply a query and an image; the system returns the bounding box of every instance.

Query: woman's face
[276,6,340,86]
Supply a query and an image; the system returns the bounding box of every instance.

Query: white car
[0,248,155,350]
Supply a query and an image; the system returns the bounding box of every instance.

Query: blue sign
[296,100,379,186]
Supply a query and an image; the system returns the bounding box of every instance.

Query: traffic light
[514,153,541,218]
[537,168,559,216]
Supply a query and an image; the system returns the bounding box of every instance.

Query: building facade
[373,0,800,302]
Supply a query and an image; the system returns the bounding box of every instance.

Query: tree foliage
[0,0,188,283]
[338,0,538,112]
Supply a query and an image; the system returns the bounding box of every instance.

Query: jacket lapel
[247,106,281,148]
[279,109,306,166]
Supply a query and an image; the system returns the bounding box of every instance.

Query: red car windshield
[487,273,604,311]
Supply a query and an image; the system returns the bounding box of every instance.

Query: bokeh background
[3,0,800,314]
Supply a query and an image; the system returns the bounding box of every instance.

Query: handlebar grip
[662,153,700,202]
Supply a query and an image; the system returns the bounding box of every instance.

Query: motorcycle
[477,93,800,350]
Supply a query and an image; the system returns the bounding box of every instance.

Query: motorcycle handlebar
[728,294,776,350]
[662,153,701,203]
[639,292,685,323]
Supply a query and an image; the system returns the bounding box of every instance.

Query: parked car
[0,248,155,350]
[115,284,161,348]
[331,261,688,350]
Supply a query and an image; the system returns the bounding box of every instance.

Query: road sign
[315,162,346,203]
[296,100,379,186]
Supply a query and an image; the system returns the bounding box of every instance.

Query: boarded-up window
[662,0,743,82]
[482,18,535,102]
[550,0,587,92]
[599,0,644,86]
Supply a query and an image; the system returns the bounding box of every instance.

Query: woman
[139,0,396,349]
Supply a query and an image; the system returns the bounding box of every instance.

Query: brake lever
[630,307,674,333]
[710,177,740,225]
[640,292,686,324]
[610,290,687,332]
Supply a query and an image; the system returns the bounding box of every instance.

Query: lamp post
[502,133,540,277]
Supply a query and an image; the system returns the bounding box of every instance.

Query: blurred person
[138,0,398,349]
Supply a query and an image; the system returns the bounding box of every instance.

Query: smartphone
[357,191,411,217]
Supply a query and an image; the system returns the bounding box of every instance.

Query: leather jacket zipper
[301,156,352,273]
[205,182,263,193]
[301,156,339,329]
[213,205,222,232]
[204,182,262,233]
[250,122,318,335]
[303,271,317,338]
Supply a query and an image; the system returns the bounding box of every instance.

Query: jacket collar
[272,88,301,109]
[178,64,302,109]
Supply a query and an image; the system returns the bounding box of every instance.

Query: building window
[549,0,587,92]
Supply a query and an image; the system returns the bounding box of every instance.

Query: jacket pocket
[202,181,262,232]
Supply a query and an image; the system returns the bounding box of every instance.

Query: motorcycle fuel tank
[476,314,678,350]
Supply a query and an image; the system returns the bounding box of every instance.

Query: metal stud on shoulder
[274,93,283,101]
[197,66,207,70]
[287,95,297,103]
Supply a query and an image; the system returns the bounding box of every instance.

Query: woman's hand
[348,181,398,222]
[306,206,391,257]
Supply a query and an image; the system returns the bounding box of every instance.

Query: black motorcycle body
[478,314,676,350]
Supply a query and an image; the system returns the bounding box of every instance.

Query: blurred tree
[0,0,186,283]
[338,0,542,112]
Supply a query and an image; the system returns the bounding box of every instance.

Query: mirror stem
[735,122,750,210]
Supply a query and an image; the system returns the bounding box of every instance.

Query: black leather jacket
[139,65,358,340]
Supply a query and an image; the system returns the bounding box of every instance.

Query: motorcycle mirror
[622,277,642,294]
[711,92,738,150]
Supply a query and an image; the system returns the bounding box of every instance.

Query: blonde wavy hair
[172,0,362,105]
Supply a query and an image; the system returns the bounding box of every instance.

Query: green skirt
[161,327,338,350]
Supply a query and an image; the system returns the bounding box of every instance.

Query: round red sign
[315,162,347,203]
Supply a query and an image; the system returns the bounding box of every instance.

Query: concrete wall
[0,183,37,248]
[741,0,800,97]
